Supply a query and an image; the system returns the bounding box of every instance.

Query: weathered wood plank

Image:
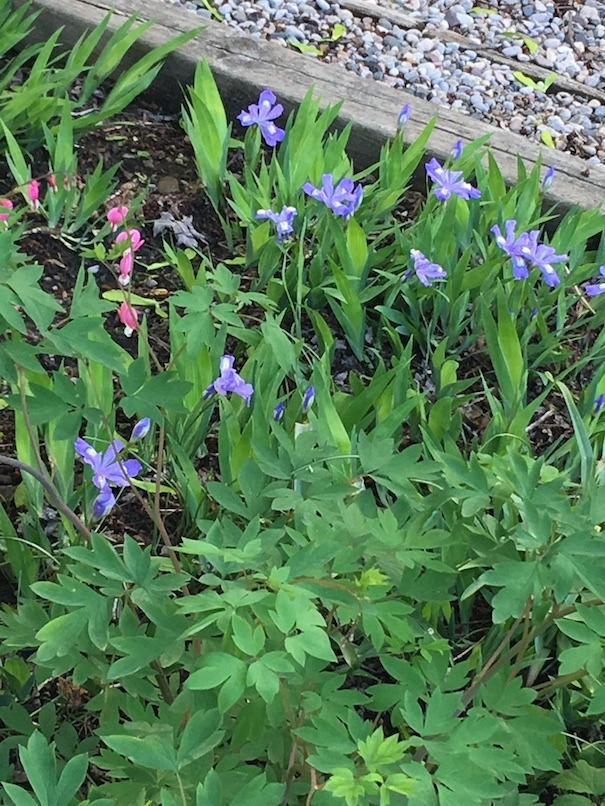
[12,0,605,213]
[340,0,605,104]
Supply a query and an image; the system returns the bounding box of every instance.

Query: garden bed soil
[0,98,592,547]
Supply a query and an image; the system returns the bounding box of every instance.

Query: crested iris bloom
[517,230,567,287]
[274,401,286,421]
[410,249,447,287]
[93,487,116,520]
[595,394,605,414]
[585,265,605,297]
[425,158,481,201]
[205,355,254,406]
[491,220,566,286]
[398,104,411,127]
[74,438,142,490]
[491,221,531,280]
[542,166,555,190]
[526,242,566,287]
[256,205,297,241]
[302,174,363,218]
[451,140,464,159]
[74,437,142,520]
[237,89,285,147]
[302,385,315,414]
[130,417,151,441]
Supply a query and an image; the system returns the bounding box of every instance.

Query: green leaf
[54,753,88,803]
[477,561,542,623]
[1,783,38,806]
[288,39,322,55]
[177,709,224,769]
[330,22,346,40]
[552,761,605,796]
[187,652,244,690]
[271,589,297,634]
[231,614,265,656]
[18,731,56,805]
[558,381,593,486]
[102,289,167,318]
[587,684,605,715]
[287,627,336,663]
[102,733,178,772]
[260,316,297,372]
[541,128,556,148]
[247,659,280,703]
[35,610,88,663]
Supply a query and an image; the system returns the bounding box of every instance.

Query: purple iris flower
[585,265,605,297]
[528,243,566,287]
[237,89,285,147]
[410,249,447,287]
[130,417,151,441]
[256,205,297,241]
[425,158,481,201]
[542,166,555,190]
[274,401,286,421]
[491,220,566,286]
[517,231,567,287]
[302,174,363,218]
[74,437,141,520]
[451,140,464,159]
[74,438,142,489]
[206,355,254,406]
[491,221,531,281]
[398,104,411,127]
[595,394,605,414]
[302,385,315,414]
[93,487,116,520]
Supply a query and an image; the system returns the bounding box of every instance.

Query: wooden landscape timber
[12,0,605,214]
[340,0,605,105]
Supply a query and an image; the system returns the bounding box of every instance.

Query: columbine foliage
[0,5,605,803]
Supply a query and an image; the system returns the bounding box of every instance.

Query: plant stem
[0,454,91,542]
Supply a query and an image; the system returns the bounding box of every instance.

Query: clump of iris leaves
[1,2,605,805]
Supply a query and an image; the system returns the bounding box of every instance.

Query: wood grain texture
[12,0,605,213]
[340,0,605,104]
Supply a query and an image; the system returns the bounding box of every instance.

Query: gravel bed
[170,0,605,165]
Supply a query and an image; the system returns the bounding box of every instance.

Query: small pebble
[169,0,604,163]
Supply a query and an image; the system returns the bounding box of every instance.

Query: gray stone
[418,38,435,53]
[383,35,403,49]
[547,115,566,132]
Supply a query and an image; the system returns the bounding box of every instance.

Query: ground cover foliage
[1,3,605,805]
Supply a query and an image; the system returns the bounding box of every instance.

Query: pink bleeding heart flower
[28,180,40,211]
[116,228,144,252]
[107,205,129,231]
[118,302,138,337]
[0,199,13,226]
[48,174,57,193]
[118,250,134,286]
